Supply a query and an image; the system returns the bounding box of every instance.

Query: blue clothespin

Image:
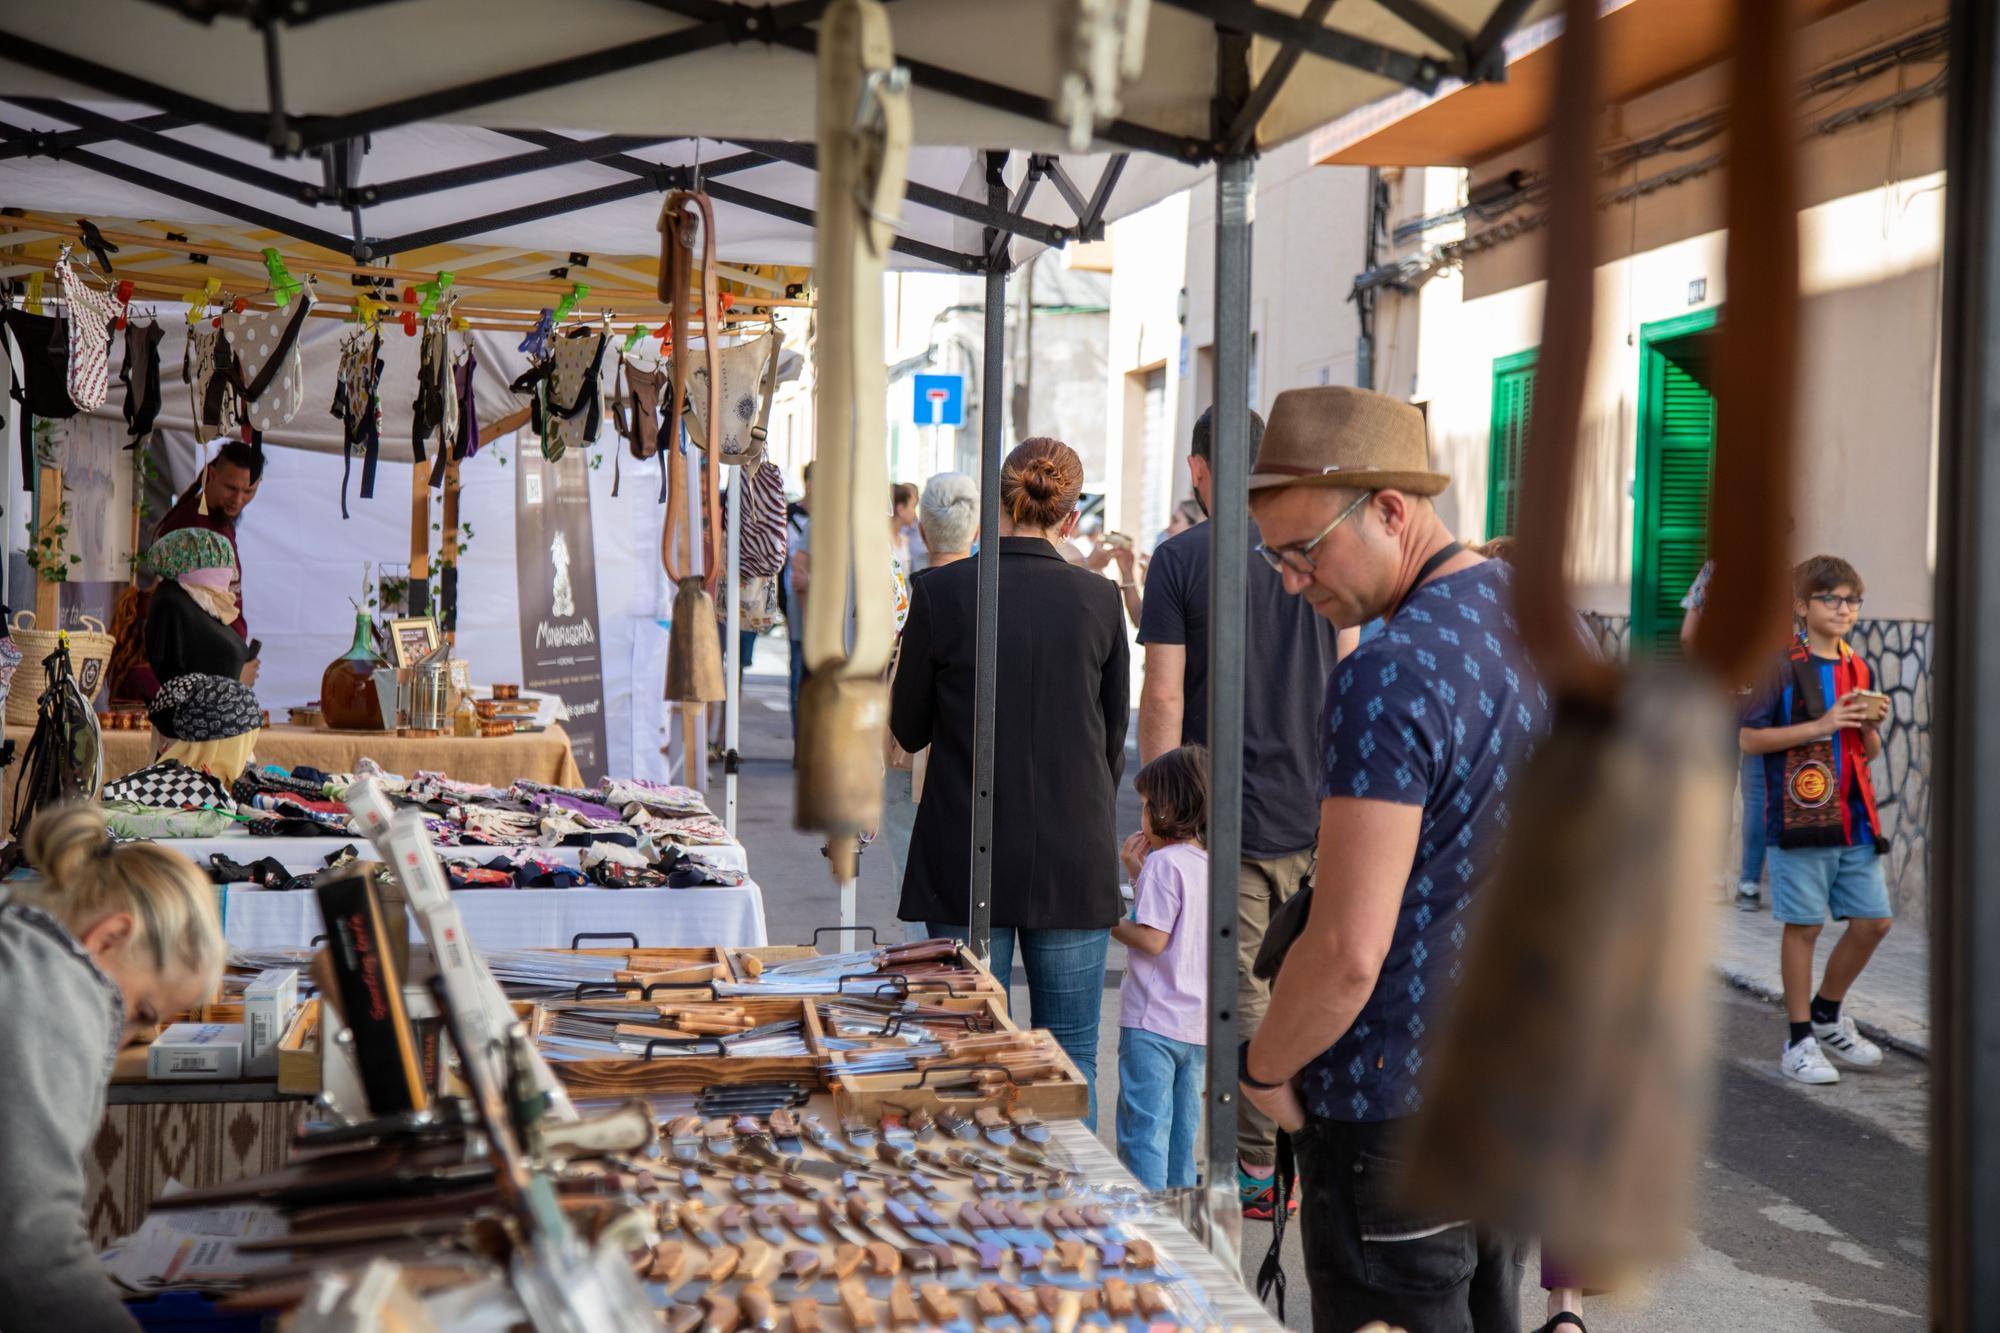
[519,309,554,359]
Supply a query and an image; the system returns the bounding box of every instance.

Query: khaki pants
[1237,847,1314,1167]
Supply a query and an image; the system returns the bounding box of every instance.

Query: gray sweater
[0,894,142,1332]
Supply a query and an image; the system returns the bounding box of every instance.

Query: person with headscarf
[142,528,257,688]
[148,672,262,784]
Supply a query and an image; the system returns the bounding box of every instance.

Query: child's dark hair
[1136,745,1208,846]
[1794,554,1865,602]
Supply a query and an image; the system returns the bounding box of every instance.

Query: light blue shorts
[1769,844,1891,925]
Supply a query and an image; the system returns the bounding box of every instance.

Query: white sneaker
[1781,1036,1841,1085]
[1812,1016,1884,1069]
[1735,882,1763,912]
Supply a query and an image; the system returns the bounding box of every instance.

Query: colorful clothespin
[261,248,301,308]
[416,271,455,318]
[182,276,219,326]
[550,282,590,325]
[717,291,735,313]
[622,323,651,353]
[519,308,554,358]
[112,279,134,330]
[449,309,469,332]
[398,286,419,336]
[351,294,386,327]
[23,271,42,315]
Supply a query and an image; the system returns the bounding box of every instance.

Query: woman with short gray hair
[917,472,978,561]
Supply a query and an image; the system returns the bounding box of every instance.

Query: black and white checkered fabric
[101,760,237,812]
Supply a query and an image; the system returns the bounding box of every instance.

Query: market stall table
[221,880,769,951]
[1,721,584,810]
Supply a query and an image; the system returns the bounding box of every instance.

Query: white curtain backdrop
[150,428,674,783]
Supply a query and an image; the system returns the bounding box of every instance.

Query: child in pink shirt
[1113,744,1209,1191]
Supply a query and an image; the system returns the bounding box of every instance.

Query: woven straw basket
[6,612,114,728]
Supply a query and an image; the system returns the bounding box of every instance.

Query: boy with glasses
[1740,555,1893,1085]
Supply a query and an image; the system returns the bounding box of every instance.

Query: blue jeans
[1740,752,1768,885]
[787,636,806,739]
[924,921,1109,1129]
[1116,1027,1205,1191]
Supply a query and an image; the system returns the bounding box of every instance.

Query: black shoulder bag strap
[1256,1128,1296,1319]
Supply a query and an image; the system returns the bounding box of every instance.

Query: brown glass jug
[320,610,387,730]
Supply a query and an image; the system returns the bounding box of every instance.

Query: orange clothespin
[113,279,134,330]
[718,291,736,313]
[399,286,419,336]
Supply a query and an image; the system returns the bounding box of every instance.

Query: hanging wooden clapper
[1398,0,1800,1273]
[659,190,727,708]
[796,0,910,881]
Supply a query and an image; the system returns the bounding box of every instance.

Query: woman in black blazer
[890,437,1129,1127]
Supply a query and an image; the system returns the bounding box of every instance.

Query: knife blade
[884,1197,946,1247]
[880,1111,915,1150]
[780,1202,828,1246]
[678,1200,727,1251]
[665,1116,706,1163]
[819,1195,874,1249]
[748,1205,789,1248]
[936,1110,981,1142]
[1071,1206,1127,1268]
[973,1282,1022,1331]
[785,1248,823,1289]
[703,1118,736,1155]
[1006,1108,1050,1145]
[901,1192,978,1248]
[973,1108,1016,1147]
[994,1202,1048,1269]
[719,1203,751,1245]
[906,1107,938,1143]
[839,1114,879,1149]
[767,1107,805,1156]
[957,1201,1014,1273]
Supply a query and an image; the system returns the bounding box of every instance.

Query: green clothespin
[621,323,651,353]
[417,270,455,318]
[261,248,301,308]
[551,282,590,324]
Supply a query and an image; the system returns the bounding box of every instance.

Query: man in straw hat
[1236,386,1549,1332]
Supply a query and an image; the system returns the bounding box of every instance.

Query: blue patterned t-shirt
[1300,558,1549,1123]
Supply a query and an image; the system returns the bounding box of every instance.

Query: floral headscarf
[144,527,236,584]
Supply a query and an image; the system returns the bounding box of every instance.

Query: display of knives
[781,1203,829,1246]
[957,1201,1014,1272]
[747,1205,789,1247]
[1006,1108,1050,1145]
[767,1107,805,1155]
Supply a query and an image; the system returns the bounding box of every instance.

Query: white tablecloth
[220,881,768,951]
[153,833,748,876]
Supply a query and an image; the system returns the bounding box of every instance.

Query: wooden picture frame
[386,616,441,670]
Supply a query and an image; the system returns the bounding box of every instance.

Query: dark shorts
[1292,1116,1524,1333]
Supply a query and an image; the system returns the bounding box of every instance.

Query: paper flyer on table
[98,1179,290,1290]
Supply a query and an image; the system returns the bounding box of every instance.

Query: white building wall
[1102,193,1191,544]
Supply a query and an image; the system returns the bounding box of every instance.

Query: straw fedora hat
[1246,386,1448,497]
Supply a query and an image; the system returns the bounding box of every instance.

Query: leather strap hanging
[1398,0,1800,1271]
[659,191,728,706]
[795,0,911,881]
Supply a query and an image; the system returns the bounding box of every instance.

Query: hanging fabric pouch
[683,329,781,468]
[56,252,119,412]
[221,288,315,431]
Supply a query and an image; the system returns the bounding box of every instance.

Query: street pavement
[722,635,1930,1331]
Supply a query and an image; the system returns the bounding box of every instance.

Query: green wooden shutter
[1636,342,1716,650]
[1486,352,1537,539]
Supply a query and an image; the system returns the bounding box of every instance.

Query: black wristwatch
[1238,1040,1285,1090]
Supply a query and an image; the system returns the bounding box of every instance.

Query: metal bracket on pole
[967,150,1009,966]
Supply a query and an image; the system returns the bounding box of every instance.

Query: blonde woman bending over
[0,804,223,1330]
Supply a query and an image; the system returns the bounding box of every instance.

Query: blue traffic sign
[912,373,966,427]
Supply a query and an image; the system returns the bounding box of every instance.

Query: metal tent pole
[1206,149,1253,1201]
[968,150,1009,966]
[725,465,743,837]
[1933,1,2000,1324]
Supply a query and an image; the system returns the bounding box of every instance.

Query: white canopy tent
[0,0,1556,1214]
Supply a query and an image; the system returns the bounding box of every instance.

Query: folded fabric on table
[446,863,514,890]
[587,860,668,888]
[580,843,652,871]
[658,845,749,887]
[460,807,540,844]
[527,789,624,822]
[513,778,605,806]
[537,809,643,848]
[103,800,237,839]
[204,852,295,888]
[246,816,342,838]
[602,777,711,817]
[627,809,732,847]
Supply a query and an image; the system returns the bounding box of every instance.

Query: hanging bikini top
[330,330,383,520]
[509,328,607,462]
[426,340,480,490]
[120,320,165,446]
[220,288,315,434]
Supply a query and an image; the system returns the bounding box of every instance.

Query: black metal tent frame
[3,0,1551,1211]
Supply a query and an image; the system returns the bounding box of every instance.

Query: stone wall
[1574,612,1933,921]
